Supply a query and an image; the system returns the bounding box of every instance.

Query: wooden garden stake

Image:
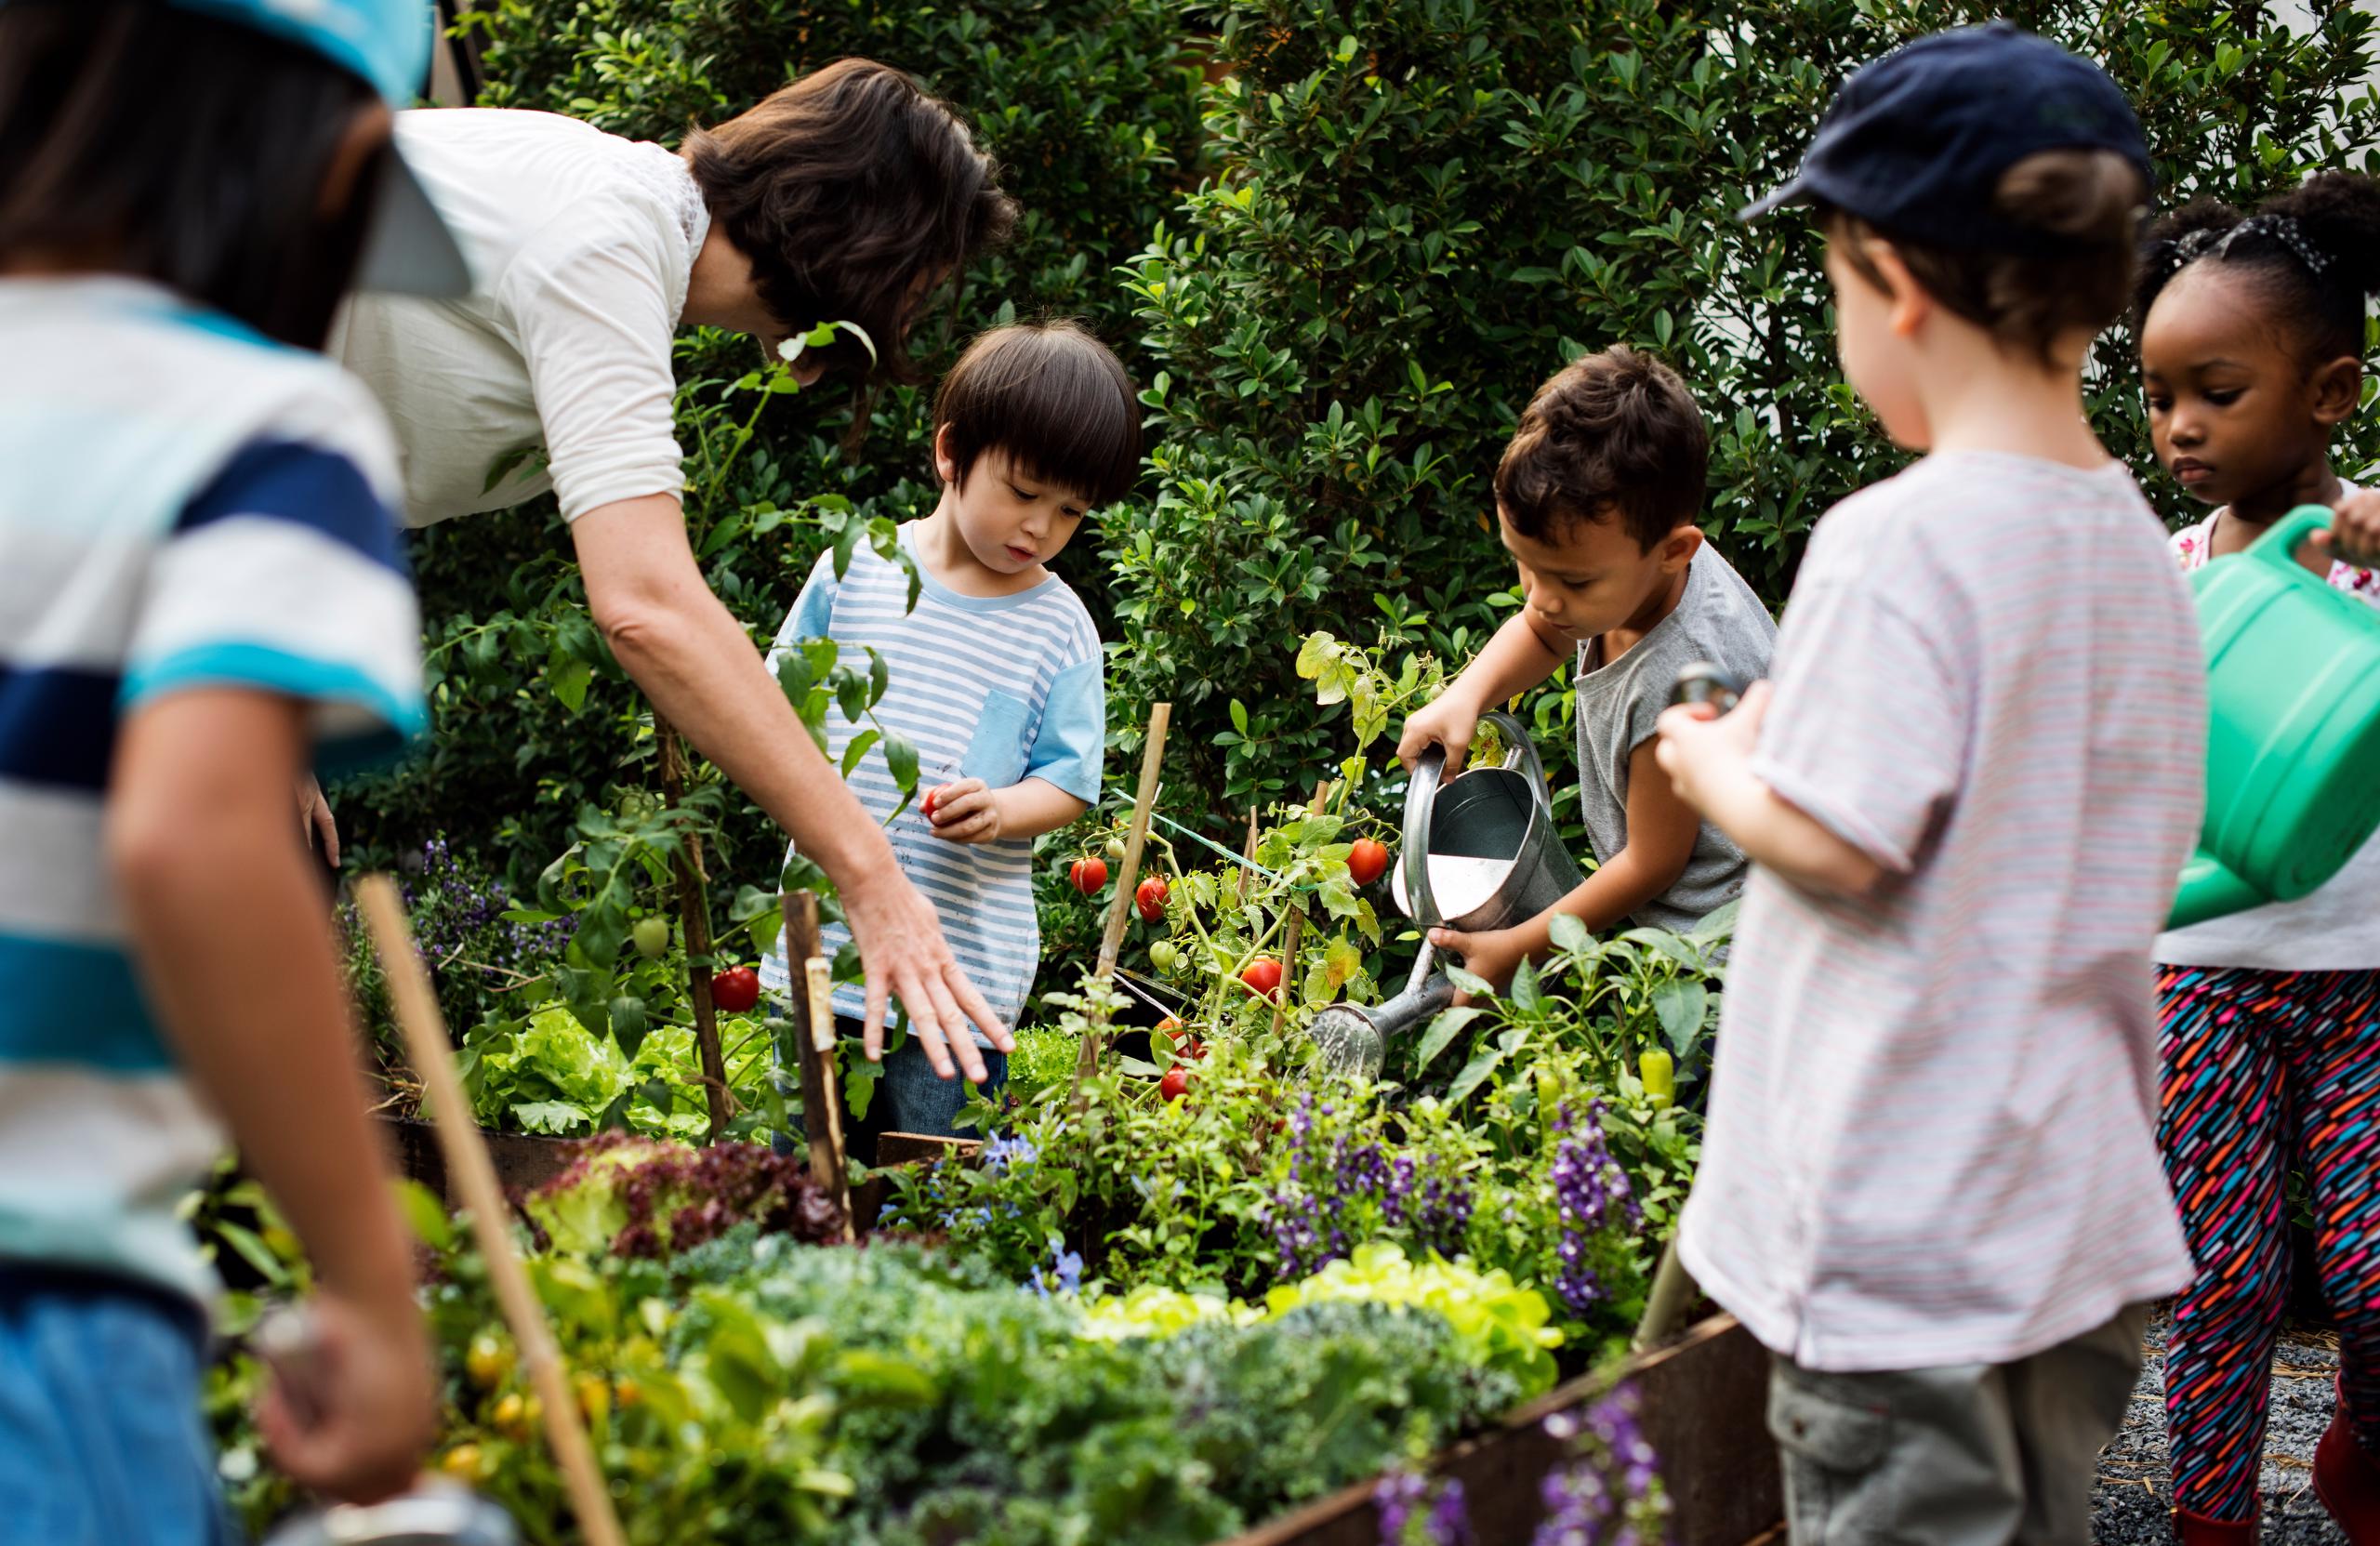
[1073,702,1172,1095]
[1236,805,1259,904]
[1632,1234,1699,1353]
[783,890,854,1240]
[1271,780,1332,1036]
[656,712,732,1143]
[354,877,627,1546]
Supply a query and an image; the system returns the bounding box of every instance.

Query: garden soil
[2096,1310,2346,1543]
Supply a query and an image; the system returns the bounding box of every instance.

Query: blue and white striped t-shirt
[0,276,426,1304]
[760,528,1104,1043]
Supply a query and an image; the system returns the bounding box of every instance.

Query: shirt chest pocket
[960,690,1032,790]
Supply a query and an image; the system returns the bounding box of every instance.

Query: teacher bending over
[334,59,1017,1077]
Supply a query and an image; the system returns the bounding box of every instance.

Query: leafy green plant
[460,1004,776,1141]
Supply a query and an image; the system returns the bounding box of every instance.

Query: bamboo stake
[355,877,626,1546]
[1072,703,1172,1094]
[784,891,854,1240]
[1236,805,1259,904]
[656,712,731,1143]
[1271,780,1332,1036]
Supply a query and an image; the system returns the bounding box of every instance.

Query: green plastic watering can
[2169,505,2380,930]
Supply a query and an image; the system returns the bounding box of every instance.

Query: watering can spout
[2167,853,2270,932]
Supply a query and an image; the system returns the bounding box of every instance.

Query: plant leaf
[1444,964,1495,999]
[1546,912,1593,954]
[1653,981,1708,1056]
[1446,1045,1506,1104]
[1414,1005,1482,1072]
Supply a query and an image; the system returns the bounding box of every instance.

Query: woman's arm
[571,494,1008,1077]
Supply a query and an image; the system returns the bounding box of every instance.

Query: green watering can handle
[2169,852,2272,931]
[2254,504,2336,570]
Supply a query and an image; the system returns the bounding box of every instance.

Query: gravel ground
[2094,1309,2346,1543]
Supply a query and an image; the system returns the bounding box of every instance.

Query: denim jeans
[0,1273,233,1546]
[774,1016,1006,1166]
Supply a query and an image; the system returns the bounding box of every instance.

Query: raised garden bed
[876,1131,1780,1546]
[1227,1312,1778,1546]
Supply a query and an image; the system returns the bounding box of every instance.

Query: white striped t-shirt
[1678,452,2205,1373]
[0,275,425,1305]
[759,529,1104,1043]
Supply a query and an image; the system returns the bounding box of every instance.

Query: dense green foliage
[1111,0,2380,812]
[340,0,2380,918]
[213,1211,1528,1542]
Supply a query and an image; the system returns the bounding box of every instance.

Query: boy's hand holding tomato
[923,779,1003,844]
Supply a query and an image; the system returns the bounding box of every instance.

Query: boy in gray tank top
[1395,347,1775,985]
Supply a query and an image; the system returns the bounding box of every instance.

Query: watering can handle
[1397,709,1556,936]
[2255,505,2336,573]
[2168,850,2271,931]
[1401,744,1447,933]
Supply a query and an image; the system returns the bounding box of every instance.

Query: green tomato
[1104,836,1127,862]
[631,917,670,959]
[1149,940,1181,974]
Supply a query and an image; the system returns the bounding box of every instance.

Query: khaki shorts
[1767,1306,2148,1546]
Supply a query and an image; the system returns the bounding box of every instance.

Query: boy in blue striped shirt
[762,321,1138,1150]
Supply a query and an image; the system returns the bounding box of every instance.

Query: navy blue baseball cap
[1741,21,2152,254]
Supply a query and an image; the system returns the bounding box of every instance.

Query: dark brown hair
[686,59,1017,384]
[933,320,1141,508]
[2134,171,2380,363]
[0,0,385,349]
[1823,148,2145,365]
[1495,346,1709,550]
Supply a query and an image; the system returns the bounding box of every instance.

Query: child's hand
[2316,488,2380,570]
[257,1291,435,1504]
[1397,694,1482,773]
[1427,923,1528,1002]
[1654,680,1771,817]
[924,779,1003,844]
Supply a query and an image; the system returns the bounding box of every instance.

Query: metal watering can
[1305,710,1585,1077]
[2170,506,2380,929]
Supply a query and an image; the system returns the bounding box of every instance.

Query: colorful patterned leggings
[2159,964,2380,1522]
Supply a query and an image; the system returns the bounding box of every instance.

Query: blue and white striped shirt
[760,528,1104,1043]
[0,276,425,1304]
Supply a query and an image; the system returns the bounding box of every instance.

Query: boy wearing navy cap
[1655,26,2204,1544]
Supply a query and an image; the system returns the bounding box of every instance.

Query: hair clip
[2216,214,2332,277]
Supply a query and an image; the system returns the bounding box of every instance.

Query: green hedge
[1109,0,2380,814]
[345,0,2379,917]
[334,0,1208,879]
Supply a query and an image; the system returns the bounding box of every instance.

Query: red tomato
[923,786,940,821]
[1072,857,1108,896]
[1239,958,1283,1001]
[1135,875,1169,923]
[1348,838,1390,887]
[710,966,760,1013]
[1159,1066,1191,1102]
[1156,1016,1183,1033]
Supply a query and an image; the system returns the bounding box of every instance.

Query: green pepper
[1639,1049,1675,1109]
